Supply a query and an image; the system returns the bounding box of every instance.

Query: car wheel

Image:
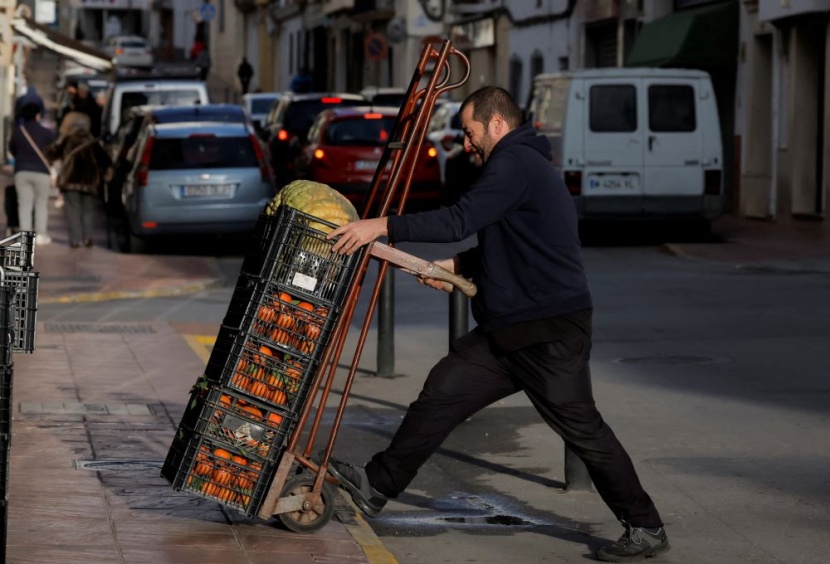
[126,227,147,254]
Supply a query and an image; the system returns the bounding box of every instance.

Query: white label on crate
[292,272,318,292]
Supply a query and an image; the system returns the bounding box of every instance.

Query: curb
[39,278,224,304]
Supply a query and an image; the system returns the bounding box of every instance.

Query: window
[120,90,204,123]
[324,116,397,147]
[648,85,696,132]
[509,55,523,102]
[589,85,637,132]
[150,136,258,170]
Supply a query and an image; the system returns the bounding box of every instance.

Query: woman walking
[47,113,111,248]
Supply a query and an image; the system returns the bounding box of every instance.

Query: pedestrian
[195,48,211,82]
[68,82,103,138]
[8,102,57,245]
[237,57,254,95]
[325,86,670,562]
[290,67,313,93]
[14,76,46,124]
[46,116,112,248]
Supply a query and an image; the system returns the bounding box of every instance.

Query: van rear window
[120,90,204,122]
[589,85,637,133]
[648,85,696,132]
[149,136,258,170]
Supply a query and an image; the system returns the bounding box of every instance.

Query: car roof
[111,35,147,42]
[149,104,247,123]
[322,105,400,118]
[151,122,252,138]
[243,92,280,100]
[283,92,365,102]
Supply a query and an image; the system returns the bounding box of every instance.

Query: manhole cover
[45,323,156,334]
[76,460,164,471]
[615,355,727,366]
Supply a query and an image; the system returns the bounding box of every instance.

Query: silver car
[121,122,275,252]
[103,35,154,68]
[242,92,281,138]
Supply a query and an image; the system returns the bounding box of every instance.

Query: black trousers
[365,329,663,528]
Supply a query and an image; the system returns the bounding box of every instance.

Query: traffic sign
[364,33,388,62]
[200,2,216,22]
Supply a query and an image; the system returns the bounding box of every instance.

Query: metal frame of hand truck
[256,39,471,532]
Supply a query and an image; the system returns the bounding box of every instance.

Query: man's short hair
[20,102,40,122]
[460,86,523,130]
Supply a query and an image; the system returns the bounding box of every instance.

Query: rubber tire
[127,228,146,254]
[275,474,337,534]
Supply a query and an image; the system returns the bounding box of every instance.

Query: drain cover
[45,323,156,334]
[615,355,727,366]
[76,460,164,471]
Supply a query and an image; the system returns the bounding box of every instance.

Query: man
[325,86,670,562]
[237,57,254,95]
[290,67,313,93]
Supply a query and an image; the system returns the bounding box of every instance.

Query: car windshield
[120,41,147,49]
[120,90,203,123]
[284,99,364,134]
[324,116,396,147]
[149,136,258,170]
[251,98,277,114]
[370,93,406,107]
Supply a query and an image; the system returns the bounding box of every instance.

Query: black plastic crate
[162,433,277,516]
[239,206,361,308]
[0,231,35,271]
[0,288,13,364]
[0,367,10,436]
[2,271,38,353]
[180,386,291,463]
[205,326,317,415]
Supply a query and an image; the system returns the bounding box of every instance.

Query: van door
[582,79,644,210]
[642,80,703,197]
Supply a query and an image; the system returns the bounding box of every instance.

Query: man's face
[460,103,497,166]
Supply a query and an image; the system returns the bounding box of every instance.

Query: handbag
[20,125,57,188]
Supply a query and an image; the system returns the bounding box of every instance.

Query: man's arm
[327,217,388,255]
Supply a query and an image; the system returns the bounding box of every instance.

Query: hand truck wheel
[275,473,337,534]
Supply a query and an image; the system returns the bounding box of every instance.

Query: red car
[296,106,442,212]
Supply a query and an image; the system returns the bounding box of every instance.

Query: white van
[527,68,724,224]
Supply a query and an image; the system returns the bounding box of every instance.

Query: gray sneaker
[326,458,388,517]
[596,526,670,562]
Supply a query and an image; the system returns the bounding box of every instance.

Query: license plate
[181,184,233,197]
[355,160,379,171]
[587,175,639,190]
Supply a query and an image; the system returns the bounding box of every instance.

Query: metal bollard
[448,288,469,349]
[376,267,395,377]
[564,446,593,491]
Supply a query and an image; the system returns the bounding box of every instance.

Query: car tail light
[277,129,289,141]
[313,149,325,159]
[704,169,721,195]
[321,97,342,104]
[364,113,382,119]
[427,146,438,158]
[136,136,154,187]
[563,170,582,195]
[115,48,123,56]
[249,133,273,183]
[441,134,456,152]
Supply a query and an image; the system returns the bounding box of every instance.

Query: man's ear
[490,114,504,136]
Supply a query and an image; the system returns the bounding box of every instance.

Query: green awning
[625,1,738,68]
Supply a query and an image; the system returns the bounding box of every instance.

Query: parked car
[296,106,441,212]
[101,71,210,140]
[526,68,724,226]
[119,122,274,252]
[103,35,154,68]
[103,103,255,243]
[425,100,462,186]
[264,92,365,187]
[242,92,281,137]
[359,86,408,107]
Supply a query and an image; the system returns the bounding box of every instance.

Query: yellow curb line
[40,279,223,304]
[180,335,398,564]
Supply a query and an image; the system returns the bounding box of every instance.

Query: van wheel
[126,229,147,254]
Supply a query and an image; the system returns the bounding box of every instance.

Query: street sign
[364,33,388,62]
[200,2,216,22]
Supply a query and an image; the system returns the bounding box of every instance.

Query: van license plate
[587,175,638,190]
[182,184,233,197]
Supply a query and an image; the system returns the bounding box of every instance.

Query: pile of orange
[252,291,328,355]
[188,445,264,508]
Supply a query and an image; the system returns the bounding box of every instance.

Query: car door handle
[648,135,656,151]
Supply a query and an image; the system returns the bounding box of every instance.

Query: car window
[120,90,204,123]
[283,99,364,134]
[648,84,696,132]
[120,40,147,48]
[370,93,406,107]
[251,98,276,114]
[324,116,396,146]
[589,84,637,133]
[149,136,259,170]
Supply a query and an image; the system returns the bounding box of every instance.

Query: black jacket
[9,121,56,175]
[388,123,592,332]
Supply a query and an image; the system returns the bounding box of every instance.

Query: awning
[625,1,738,69]
[11,17,113,72]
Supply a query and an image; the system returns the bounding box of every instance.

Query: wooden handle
[368,242,477,298]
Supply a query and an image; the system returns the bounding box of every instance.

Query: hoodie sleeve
[388,150,529,244]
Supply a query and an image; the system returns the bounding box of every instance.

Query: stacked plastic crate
[162,207,361,516]
[0,231,39,556]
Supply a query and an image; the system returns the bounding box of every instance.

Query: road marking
[182,334,215,364]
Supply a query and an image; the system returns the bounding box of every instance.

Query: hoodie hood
[493,122,552,162]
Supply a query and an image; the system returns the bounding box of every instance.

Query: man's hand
[418,257,460,291]
[327,217,388,255]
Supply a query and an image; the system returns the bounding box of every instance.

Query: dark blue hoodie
[388,123,592,332]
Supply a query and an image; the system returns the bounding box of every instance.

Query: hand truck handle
[369,241,477,297]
